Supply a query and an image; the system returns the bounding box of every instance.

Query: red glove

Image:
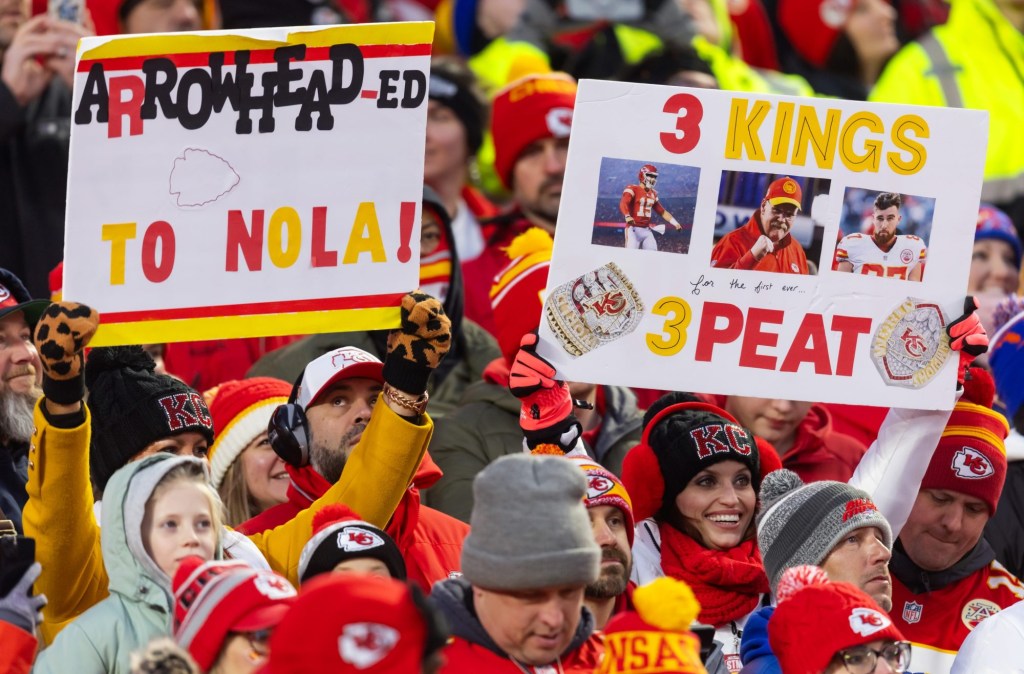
[508,333,581,451]
[947,296,989,386]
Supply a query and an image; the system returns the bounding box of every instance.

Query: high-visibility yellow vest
[871,0,1024,205]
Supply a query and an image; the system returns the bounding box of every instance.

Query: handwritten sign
[62,23,432,346]
[538,80,988,410]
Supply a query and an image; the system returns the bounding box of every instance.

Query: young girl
[623,393,771,674]
[34,454,223,674]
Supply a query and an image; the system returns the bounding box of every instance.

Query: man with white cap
[238,294,470,591]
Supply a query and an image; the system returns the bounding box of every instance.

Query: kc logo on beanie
[689,423,754,459]
[338,527,385,552]
[157,392,213,432]
[952,447,995,479]
[848,607,891,637]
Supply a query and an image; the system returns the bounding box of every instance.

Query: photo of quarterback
[590,157,699,255]
[832,189,935,282]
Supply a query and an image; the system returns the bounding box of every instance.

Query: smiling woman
[623,392,775,671]
[205,378,294,527]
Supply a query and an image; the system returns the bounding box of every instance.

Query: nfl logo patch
[903,601,923,624]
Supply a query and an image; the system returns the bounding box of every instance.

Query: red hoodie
[237,453,469,592]
[708,395,867,483]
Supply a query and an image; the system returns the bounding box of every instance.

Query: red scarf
[659,524,769,627]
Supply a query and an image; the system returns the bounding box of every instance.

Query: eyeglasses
[236,628,272,661]
[836,641,912,673]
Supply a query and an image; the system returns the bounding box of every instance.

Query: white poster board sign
[538,80,988,410]
[63,22,432,346]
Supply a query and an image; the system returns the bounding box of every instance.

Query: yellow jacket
[870,0,1024,205]
[23,397,431,645]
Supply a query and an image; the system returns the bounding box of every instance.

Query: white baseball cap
[296,347,384,409]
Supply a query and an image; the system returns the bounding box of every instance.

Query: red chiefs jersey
[890,560,1024,673]
[620,184,666,227]
[835,233,927,279]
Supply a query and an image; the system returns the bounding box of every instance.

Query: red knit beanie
[491,73,577,189]
[490,227,553,365]
[567,456,635,546]
[920,368,1009,514]
[204,378,292,490]
[172,557,297,672]
[769,566,906,674]
[597,577,707,674]
[777,0,855,67]
[264,574,433,673]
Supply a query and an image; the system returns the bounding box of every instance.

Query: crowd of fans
[1,0,1024,673]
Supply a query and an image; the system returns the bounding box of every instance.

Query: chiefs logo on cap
[951,447,994,479]
[586,475,613,499]
[782,180,797,194]
[336,527,385,552]
[330,347,379,371]
[0,284,10,304]
[339,623,399,668]
[849,607,891,637]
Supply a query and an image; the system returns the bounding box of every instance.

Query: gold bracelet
[382,383,429,415]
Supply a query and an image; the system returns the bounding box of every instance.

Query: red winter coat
[237,453,468,592]
[710,396,867,483]
[440,635,604,673]
[781,405,867,483]
[821,403,889,447]
[461,211,535,337]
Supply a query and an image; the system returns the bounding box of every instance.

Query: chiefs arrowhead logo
[254,574,297,600]
[336,526,385,552]
[951,447,994,479]
[545,107,573,137]
[849,607,891,637]
[338,623,399,668]
[0,285,10,303]
[586,475,613,499]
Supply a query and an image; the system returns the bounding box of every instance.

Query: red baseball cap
[764,177,803,210]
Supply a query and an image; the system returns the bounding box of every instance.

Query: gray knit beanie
[756,469,893,593]
[461,454,601,590]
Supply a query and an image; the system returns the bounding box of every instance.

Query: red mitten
[947,296,989,386]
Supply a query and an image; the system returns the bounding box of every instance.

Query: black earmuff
[268,369,312,468]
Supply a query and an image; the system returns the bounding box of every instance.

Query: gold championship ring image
[871,297,951,388]
[545,262,644,357]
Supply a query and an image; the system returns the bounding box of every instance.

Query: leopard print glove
[33,302,99,404]
[382,291,451,395]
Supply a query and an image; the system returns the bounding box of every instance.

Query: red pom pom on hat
[962,366,996,407]
[311,504,365,536]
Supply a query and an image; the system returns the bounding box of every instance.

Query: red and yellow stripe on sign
[79,22,435,64]
[90,293,404,347]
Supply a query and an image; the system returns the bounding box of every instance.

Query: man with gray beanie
[738,298,991,673]
[430,453,605,672]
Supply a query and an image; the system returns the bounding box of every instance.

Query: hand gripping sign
[62,23,433,346]
[537,80,988,410]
